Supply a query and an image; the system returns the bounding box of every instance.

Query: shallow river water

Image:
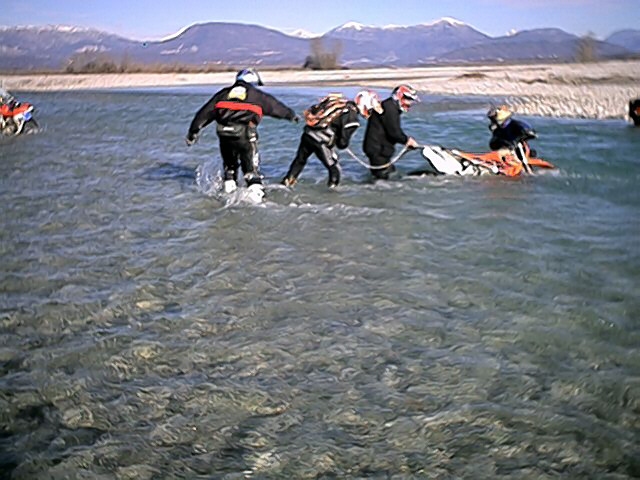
[1,86,639,479]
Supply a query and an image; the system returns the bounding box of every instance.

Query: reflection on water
[0,87,639,478]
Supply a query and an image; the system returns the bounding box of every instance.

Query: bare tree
[576,32,597,63]
[65,52,119,73]
[304,38,343,70]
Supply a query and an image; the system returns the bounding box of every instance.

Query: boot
[223,180,237,193]
[327,165,341,188]
[246,183,265,203]
[281,176,297,187]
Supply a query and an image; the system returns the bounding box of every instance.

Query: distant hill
[0,20,633,71]
[606,29,640,52]
[323,18,491,65]
[0,25,137,70]
[440,28,631,63]
[141,22,309,67]
[0,23,309,70]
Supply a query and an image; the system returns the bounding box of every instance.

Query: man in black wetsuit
[487,105,538,173]
[186,68,298,199]
[281,90,382,188]
[363,85,419,180]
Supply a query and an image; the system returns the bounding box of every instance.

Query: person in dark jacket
[186,68,298,199]
[281,90,382,188]
[630,98,640,126]
[487,105,537,173]
[363,85,419,180]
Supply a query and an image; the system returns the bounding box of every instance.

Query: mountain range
[0,19,638,71]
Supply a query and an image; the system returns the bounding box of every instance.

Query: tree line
[54,34,606,74]
[64,38,345,74]
[64,52,238,74]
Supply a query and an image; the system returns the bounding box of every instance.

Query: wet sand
[3,60,639,120]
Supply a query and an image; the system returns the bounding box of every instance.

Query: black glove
[292,115,300,124]
[185,132,198,146]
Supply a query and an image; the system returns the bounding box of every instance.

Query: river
[1,86,639,478]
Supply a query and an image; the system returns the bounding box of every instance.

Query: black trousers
[284,129,340,186]
[216,124,261,186]
[365,150,396,180]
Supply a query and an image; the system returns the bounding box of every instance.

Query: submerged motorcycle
[420,141,554,177]
[1,91,38,136]
[418,105,555,177]
[420,116,554,176]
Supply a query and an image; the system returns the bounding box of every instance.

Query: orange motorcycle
[421,142,554,177]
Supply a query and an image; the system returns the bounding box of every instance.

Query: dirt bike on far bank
[1,89,39,137]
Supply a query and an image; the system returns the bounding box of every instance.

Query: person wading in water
[186,68,298,201]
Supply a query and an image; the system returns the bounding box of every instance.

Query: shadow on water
[0,127,43,146]
[142,162,197,183]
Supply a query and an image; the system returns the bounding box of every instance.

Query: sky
[3,0,639,40]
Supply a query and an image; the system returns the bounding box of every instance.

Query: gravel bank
[2,60,638,120]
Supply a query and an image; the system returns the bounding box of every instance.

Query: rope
[344,145,411,170]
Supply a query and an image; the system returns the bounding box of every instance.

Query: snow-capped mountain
[324,18,490,65]
[440,28,631,62]
[0,19,633,71]
[0,22,309,69]
[0,25,139,69]
[284,29,321,39]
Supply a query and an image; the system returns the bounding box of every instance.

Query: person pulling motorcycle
[363,85,420,180]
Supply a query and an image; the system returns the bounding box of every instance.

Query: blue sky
[3,0,638,40]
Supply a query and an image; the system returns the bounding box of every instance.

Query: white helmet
[354,89,383,118]
[236,68,263,86]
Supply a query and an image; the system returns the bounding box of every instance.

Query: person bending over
[281,90,383,188]
[186,68,298,199]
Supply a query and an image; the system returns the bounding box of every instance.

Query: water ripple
[0,88,638,478]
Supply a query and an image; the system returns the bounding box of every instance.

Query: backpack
[304,94,350,129]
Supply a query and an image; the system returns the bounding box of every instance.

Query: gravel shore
[3,60,639,120]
